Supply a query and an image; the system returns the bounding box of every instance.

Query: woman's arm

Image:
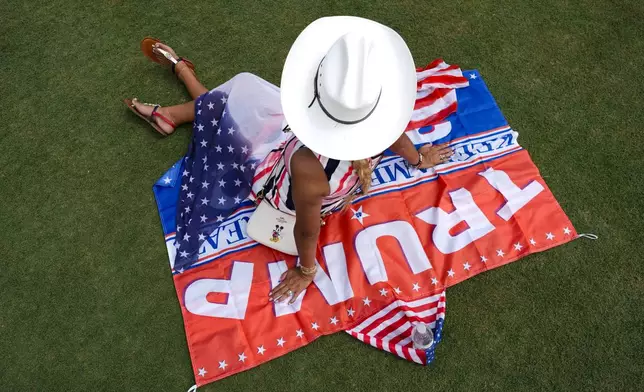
[389,132,420,163]
[389,132,454,168]
[269,148,329,303]
[291,149,329,270]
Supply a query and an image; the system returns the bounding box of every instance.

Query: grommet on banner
[186,384,197,392]
[578,233,598,240]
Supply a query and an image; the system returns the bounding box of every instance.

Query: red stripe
[418,74,469,89]
[359,307,400,336]
[416,58,445,72]
[433,64,461,74]
[401,347,413,361]
[401,312,437,328]
[416,348,427,364]
[388,325,413,346]
[252,164,273,182]
[373,312,412,340]
[417,73,460,85]
[374,337,384,351]
[413,88,453,110]
[417,65,461,80]
[252,151,282,182]
[335,166,355,194]
[406,102,458,131]
[387,338,402,354]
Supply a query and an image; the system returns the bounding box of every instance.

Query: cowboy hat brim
[280,16,417,161]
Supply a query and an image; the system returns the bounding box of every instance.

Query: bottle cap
[416,323,427,333]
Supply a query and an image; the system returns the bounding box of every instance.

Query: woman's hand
[418,143,454,168]
[269,268,315,304]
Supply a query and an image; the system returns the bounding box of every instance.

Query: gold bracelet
[299,265,317,276]
[410,151,423,168]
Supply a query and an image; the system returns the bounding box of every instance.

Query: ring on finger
[287,290,293,296]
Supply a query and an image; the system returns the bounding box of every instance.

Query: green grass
[1,0,643,391]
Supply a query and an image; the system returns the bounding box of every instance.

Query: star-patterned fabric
[174,73,287,270]
[174,90,253,270]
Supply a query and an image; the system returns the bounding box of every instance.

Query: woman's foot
[126,98,177,135]
[151,42,179,64]
[151,42,195,79]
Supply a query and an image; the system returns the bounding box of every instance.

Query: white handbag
[246,199,298,256]
[246,145,299,255]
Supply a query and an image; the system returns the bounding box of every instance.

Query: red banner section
[166,142,576,385]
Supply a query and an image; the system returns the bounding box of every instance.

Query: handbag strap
[257,126,294,201]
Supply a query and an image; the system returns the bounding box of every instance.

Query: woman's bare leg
[176,64,209,99]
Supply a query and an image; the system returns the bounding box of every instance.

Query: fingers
[433,145,454,163]
[270,283,291,303]
[270,269,295,302]
[288,288,304,304]
[269,269,315,304]
[439,148,454,160]
[420,143,451,154]
[269,277,289,300]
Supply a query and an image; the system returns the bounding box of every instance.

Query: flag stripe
[413,87,454,110]
[407,102,458,131]
[346,291,445,365]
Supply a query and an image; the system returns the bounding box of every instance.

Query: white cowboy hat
[280,16,417,161]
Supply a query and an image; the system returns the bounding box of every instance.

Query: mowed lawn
[1,0,643,391]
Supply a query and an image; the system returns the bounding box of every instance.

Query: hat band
[307,58,382,125]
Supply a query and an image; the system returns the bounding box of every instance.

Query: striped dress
[251,134,380,216]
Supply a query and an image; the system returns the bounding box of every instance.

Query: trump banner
[153,64,576,387]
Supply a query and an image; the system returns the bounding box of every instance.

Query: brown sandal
[124,98,176,136]
[140,37,196,76]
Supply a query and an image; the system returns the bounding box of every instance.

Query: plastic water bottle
[412,322,434,350]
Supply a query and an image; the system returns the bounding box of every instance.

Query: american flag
[173,90,258,271]
[346,291,446,364]
[407,58,470,131]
